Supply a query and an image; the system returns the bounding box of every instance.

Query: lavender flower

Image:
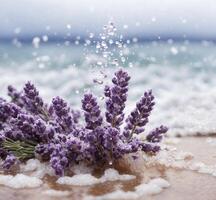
[50,144,68,176]
[140,143,161,154]
[102,126,122,161]
[0,101,22,131]
[82,94,103,130]
[35,143,55,160]
[52,96,75,133]
[146,125,168,143]
[22,82,49,121]
[8,85,24,107]
[0,69,167,176]
[71,110,81,124]
[105,69,130,128]
[0,101,8,124]
[123,90,155,140]
[2,154,16,169]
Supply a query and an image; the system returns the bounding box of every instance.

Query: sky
[0,0,216,40]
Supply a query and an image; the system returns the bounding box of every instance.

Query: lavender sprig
[146,125,168,143]
[123,90,155,140]
[105,69,130,128]
[0,69,168,175]
[50,144,68,176]
[8,85,24,107]
[22,82,49,121]
[2,154,17,169]
[82,94,103,130]
[51,96,76,133]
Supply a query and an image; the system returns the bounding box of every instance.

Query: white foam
[57,168,135,186]
[84,178,170,200]
[206,137,216,146]
[0,174,42,188]
[164,137,181,145]
[43,189,70,197]
[1,52,216,136]
[144,145,216,177]
[20,159,55,178]
[189,162,216,176]
[57,174,99,186]
[70,163,93,175]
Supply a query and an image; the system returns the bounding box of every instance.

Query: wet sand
[0,136,216,200]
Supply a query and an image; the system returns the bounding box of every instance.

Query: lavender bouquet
[0,69,167,176]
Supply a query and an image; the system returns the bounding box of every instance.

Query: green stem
[2,138,36,160]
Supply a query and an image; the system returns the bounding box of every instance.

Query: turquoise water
[1,41,216,136]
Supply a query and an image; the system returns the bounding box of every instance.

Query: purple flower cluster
[123,90,155,140]
[82,94,103,130]
[105,69,130,128]
[0,69,167,176]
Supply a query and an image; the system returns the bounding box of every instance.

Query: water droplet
[100,70,108,78]
[66,24,71,29]
[170,47,178,55]
[109,39,113,44]
[85,39,91,45]
[103,52,109,58]
[101,41,107,48]
[42,35,48,42]
[100,96,104,100]
[151,17,156,22]
[32,37,40,48]
[14,27,21,34]
[96,43,101,49]
[123,24,128,29]
[97,61,103,66]
[74,40,79,45]
[89,32,94,38]
[38,63,45,69]
[129,62,133,68]
[121,57,126,63]
[132,37,138,43]
[101,35,106,40]
[112,59,119,66]
[93,79,103,85]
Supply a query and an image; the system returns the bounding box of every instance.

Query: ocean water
[1,41,216,136]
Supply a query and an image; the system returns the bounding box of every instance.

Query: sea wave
[1,43,216,136]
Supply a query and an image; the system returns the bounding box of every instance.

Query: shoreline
[0,136,216,199]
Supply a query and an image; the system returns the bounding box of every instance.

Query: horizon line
[1,35,216,44]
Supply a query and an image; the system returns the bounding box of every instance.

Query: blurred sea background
[1,0,216,136]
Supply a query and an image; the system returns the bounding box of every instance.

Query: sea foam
[1,43,216,136]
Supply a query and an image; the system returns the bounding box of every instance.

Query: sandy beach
[0,136,215,200]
